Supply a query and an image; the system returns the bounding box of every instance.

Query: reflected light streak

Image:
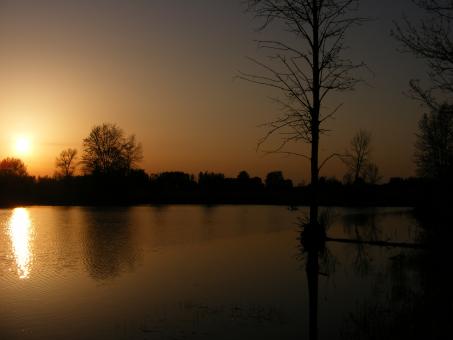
[8,208,33,279]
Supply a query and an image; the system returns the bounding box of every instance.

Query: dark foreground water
[0,206,443,339]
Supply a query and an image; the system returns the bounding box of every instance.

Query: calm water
[0,206,429,339]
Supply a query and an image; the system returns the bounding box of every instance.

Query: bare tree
[362,162,381,184]
[55,148,78,178]
[121,135,143,170]
[342,130,376,183]
[0,158,28,177]
[241,0,365,226]
[392,0,453,109]
[82,123,143,175]
[415,103,453,179]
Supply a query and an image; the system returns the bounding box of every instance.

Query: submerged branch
[326,237,427,249]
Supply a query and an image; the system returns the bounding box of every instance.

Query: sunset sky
[0,0,427,182]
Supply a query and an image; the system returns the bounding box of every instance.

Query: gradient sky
[0,0,428,182]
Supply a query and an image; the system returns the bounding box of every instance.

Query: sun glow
[15,136,31,156]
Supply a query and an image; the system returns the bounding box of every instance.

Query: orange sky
[0,0,426,182]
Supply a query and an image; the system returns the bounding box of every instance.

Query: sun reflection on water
[8,208,33,279]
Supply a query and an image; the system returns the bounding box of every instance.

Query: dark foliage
[414,103,453,179]
[0,166,445,207]
[82,123,143,176]
[0,157,28,177]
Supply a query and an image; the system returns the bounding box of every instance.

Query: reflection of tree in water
[340,211,381,277]
[299,209,335,340]
[200,205,215,241]
[340,215,453,340]
[297,209,452,339]
[341,211,381,243]
[82,208,137,281]
[303,240,320,340]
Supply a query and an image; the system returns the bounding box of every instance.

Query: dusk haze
[0,0,427,181]
[0,1,452,339]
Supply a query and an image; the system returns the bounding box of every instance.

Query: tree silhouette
[241,0,365,226]
[82,123,143,175]
[414,103,453,179]
[342,130,380,184]
[265,171,293,190]
[393,0,453,108]
[237,170,251,182]
[55,148,78,178]
[362,163,381,185]
[0,158,28,177]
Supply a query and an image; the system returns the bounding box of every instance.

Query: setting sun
[15,137,31,156]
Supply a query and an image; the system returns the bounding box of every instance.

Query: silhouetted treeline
[0,168,449,207]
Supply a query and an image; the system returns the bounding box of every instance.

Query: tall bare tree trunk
[242,2,365,339]
[310,0,320,227]
[310,127,320,226]
[242,0,364,226]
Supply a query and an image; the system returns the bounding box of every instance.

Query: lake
[0,205,438,339]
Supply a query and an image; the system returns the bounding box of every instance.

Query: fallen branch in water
[326,237,427,249]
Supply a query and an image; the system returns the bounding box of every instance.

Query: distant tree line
[0,122,446,207]
[0,160,431,207]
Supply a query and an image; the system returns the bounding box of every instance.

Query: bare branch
[242,0,366,223]
[241,0,365,158]
[262,150,311,160]
[393,0,453,106]
[318,152,344,171]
